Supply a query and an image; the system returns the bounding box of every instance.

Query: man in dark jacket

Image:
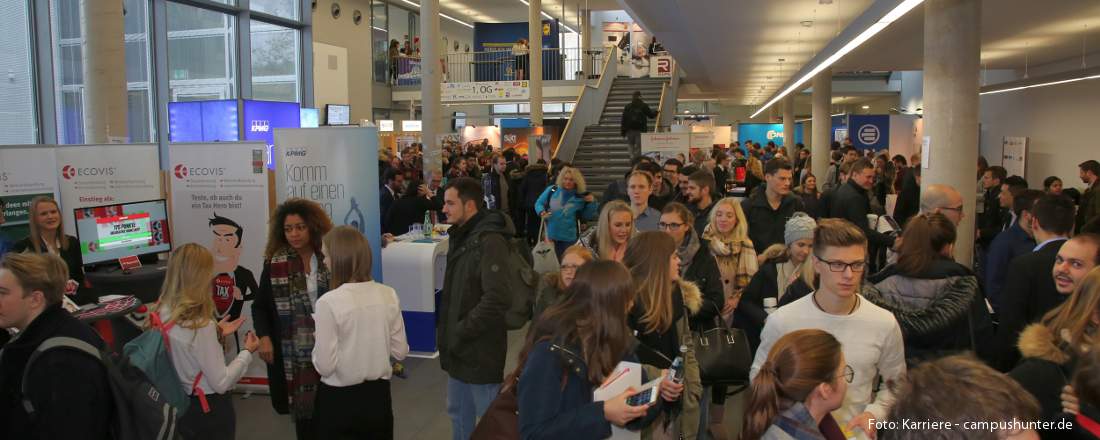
[977,166,1007,249]
[0,253,112,440]
[828,158,897,253]
[438,177,514,440]
[741,158,805,253]
[684,170,717,233]
[620,91,658,158]
[518,160,549,246]
[482,153,509,211]
[1077,160,1100,234]
[994,194,1079,371]
[380,168,404,232]
[984,189,1041,313]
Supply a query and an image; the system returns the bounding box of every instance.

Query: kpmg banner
[242,100,302,169]
[55,144,161,234]
[443,81,530,102]
[274,128,382,281]
[0,146,61,245]
[737,123,804,147]
[848,115,890,151]
[169,142,270,390]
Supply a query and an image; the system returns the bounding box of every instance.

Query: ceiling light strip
[750,0,923,118]
[400,0,475,28]
[979,73,1100,95]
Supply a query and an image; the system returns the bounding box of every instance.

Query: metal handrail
[653,82,668,133]
[390,47,609,86]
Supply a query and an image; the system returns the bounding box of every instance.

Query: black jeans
[178,393,235,440]
[315,380,393,440]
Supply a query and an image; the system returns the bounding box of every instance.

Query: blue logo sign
[858,124,880,145]
[847,115,889,151]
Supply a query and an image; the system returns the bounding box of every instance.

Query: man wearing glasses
[750,219,906,440]
[919,184,965,226]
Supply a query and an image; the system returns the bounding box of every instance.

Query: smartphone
[626,384,659,407]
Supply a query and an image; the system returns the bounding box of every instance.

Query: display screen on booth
[74,199,171,265]
[326,104,350,125]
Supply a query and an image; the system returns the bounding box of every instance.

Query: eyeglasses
[814,254,866,273]
[658,222,685,230]
[560,264,581,272]
[836,365,855,383]
[941,205,964,212]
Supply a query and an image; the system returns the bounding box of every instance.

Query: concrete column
[580,9,591,76]
[81,0,127,143]
[528,0,543,126]
[782,96,796,153]
[923,0,981,267]
[811,67,832,180]
[420,0,442,180]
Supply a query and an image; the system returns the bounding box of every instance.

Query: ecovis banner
[443,81,530,102]
[274,127,382,281]
[0,146,60,243]
[169,142,270,389]
[56,144,161,234]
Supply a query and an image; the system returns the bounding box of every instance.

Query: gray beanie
[784,212,817,246]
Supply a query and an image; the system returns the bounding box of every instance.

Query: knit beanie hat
[784,212,817,246]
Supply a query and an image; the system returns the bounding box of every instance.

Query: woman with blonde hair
[313,226,408,438]
[157,244,259,439]
[624,231,702,439]
[13,196,84,302]
[578,200,634,262]
[532,245,595,318]
[741,329,848,440]
[535,166,599,258]
[737,212,816,351]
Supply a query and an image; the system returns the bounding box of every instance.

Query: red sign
[118,255,142,271]
[95,212,150,224]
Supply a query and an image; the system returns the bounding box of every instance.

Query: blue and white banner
[848,115,890,151]
[737,123,804,148]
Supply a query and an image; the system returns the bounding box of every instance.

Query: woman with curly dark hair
[252,198,334,439]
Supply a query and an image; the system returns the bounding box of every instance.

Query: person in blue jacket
[535,166,599,258]
[516,260,670,440]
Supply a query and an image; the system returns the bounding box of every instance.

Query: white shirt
[749,293,906,438]
[1034,236,1067,252]
[312,281,409,386]
[159,306,253,395]
[306,253,319,306]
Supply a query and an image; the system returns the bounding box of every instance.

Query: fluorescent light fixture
[750,0,923,118]
[372,26,387,32]
[795,112,846,123]
[861,105,870,109]
[401,0,475,28]
[980,70,1100,95]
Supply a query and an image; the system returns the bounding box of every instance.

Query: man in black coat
[380,168,404,232]
[518,160,549,246]
[993,194,1080,371]
[828,158,896,250]
[0,253,112,440]
[977,166,1007,249]
[741,158,805,253]
[620,91,658,158]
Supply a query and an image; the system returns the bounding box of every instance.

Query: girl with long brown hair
[741,329,848,440]
[515,260,661,436]
[624,231,703,439]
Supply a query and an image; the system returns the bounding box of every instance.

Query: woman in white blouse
[157,243,259,440]
[313,226,409,439]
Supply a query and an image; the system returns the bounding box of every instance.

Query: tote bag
[531,219,559,273]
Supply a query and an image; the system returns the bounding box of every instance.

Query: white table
[381,236,448,357]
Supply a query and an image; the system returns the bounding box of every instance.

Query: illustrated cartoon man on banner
[209,213,258,321]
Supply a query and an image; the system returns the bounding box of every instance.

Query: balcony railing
[392,47,609,87]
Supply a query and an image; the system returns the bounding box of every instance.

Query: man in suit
[984,189,1042,314]
[993,194,1077,371]
[977,166,1007,248]
[380,168,404,232]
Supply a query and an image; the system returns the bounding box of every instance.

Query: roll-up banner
[168,142,271,390]
[0,146,61,249]
[55,144,162,234]
[274,127,383,281]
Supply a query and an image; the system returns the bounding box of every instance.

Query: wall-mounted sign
[379,120,395,132]
[442,81,530,102]
[401,120,422,132]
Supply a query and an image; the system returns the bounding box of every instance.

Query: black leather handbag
[693,305,753,386]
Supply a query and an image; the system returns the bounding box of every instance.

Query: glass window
[0,0,37,143]
[518,103,530,113]
[50,0,154,143]
[493,104,517,114]
[371,0,388,83]
[167,3,236,101]
[250,20,300,102]
[564,102,576,112]
[250,0,298,20]
[543,103,562,113]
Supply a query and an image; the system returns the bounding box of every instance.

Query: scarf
[677,231,701,276]
[269,248,330,419]
[702,223,759,298]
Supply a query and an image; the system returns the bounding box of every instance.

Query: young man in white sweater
[750,218,906,440]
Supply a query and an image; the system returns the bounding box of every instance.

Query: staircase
[571,77,668,196]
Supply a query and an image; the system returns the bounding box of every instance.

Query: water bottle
[763,297,778,315]
[423,210,433,239]
[670,345,687,384]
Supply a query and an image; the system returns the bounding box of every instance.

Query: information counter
[381,236,448,357]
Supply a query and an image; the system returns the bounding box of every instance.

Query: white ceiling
[621,0,1100,104]
[415,0,620,31]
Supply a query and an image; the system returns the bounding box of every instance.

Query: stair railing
[555,46,618,163]
[653,62,680,132]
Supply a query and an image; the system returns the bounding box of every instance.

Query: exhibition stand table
[84,261,169,304]
[382,234,449,358]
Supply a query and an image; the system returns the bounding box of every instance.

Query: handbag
[693,304,753,386]
[470,377,520,440]
[531,219,559,273]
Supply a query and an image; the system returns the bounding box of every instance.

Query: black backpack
[471,218,541,330]
[22,337,181,440]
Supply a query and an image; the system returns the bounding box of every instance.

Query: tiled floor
[234,328,747,439]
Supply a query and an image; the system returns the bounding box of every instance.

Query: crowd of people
[2,138,1100,440]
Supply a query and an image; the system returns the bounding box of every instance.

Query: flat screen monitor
[74,199,171,265]
[326,104,350,125]
[454,112,466,131]
[300,108,320,128]
[167,99,239,142]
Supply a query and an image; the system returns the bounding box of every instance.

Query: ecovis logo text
[173,164,225,179]
[61,165,115,180]
[286,148,307,157]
